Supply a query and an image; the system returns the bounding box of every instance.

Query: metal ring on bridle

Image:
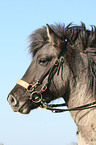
[30,91,43,103]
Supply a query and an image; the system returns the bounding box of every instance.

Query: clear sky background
[0,0,96,145]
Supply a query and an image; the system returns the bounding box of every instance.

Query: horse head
[7,24,71,114]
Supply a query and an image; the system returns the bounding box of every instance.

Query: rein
[16,41,96,113]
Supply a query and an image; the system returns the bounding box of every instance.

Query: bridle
[16,40,96,113]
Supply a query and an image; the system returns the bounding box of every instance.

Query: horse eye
[38,57,52,66]
[39,58,47,64]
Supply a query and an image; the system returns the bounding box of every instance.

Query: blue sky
[0,0,96,145]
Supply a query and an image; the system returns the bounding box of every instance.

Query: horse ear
[46,24,65,54]
[46,24,58,46]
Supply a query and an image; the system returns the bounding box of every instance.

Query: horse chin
[19,106,31,114]
[10,103,31,114]
[18,101,39,114]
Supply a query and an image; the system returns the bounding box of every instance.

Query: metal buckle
[32,81,40,89]
[60,56,64,63]
[41,85,47,92]
[54,59,60,66]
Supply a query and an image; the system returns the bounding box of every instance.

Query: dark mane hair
[28,23,96,95]
[29,23,96,55]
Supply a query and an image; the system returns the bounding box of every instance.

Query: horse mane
[28,22,96,95]
[28,22,96,54]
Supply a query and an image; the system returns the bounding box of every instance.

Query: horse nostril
[7,95,18,107]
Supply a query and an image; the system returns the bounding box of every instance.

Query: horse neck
[68,52,96,145]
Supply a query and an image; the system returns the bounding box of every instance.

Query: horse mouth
[9,101,31,114]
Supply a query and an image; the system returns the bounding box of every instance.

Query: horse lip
[11,107,18,112]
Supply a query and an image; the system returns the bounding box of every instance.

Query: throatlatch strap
[16,79,30,89]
